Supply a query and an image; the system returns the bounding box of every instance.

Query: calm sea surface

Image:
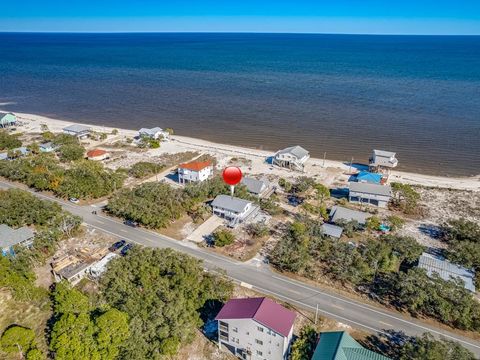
[0,33,479,176]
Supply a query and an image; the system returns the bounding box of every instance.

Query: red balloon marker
[222,167,242,197]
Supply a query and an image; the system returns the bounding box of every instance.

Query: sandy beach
[5,110,480,192]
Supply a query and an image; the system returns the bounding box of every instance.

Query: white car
[69,197,80,204]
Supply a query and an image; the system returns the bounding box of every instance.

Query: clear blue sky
[1,0,480,34]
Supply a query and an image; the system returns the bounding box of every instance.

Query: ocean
[0,32,479,176]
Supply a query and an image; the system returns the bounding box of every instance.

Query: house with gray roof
[273,146,309,171]
[321,223,343,239]
[369,149,398,170]
[0,224,35,256]
[138,127,169,140]
[241,177,269,197]
[211,195,255,227]
[39,142,56,153]
[418,253,475,292]
[348,182,392,208]
[63,124,92,138]
[329,206,369,225]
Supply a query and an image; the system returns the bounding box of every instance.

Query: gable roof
[211,195,252,213]
[241,177,268,195]
[418,253,475,292]
[349,182,392,197]
[179,161,211,172]
[0,113,16,125]
[321,223,343,238]
[40,142,54,149]
[373,149,396,158]
[139,127,163,135]
[276,145,309,159]
[356,172,382,185]
[215,297,296,337]
[0,224,35,249]
[63,124,91,134]
[329,206,369,225]
[312,331,391,360]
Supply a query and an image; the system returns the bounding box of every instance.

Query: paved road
[2,179,480,356]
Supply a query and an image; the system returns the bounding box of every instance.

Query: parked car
[69,197,80,204]
[120,243,133,256]
[124,220,138,227]
[109,240,126,252]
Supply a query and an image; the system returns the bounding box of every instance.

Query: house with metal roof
[418,253,475,292]
[241,177,269,197]
[329,206,369,225]
[138,127,169,140]
[211,195,255,227]
[356,171,383,185]
[178,161,213,183]
[312,331,390,360]
[87,149,109,161]
[0,147,29,161]
[0,224,35,256]
[215,297,296,360]
[348,182,392,208]
[321,223,343,239]
[369,149,398,170]
[63,124,92,139]
[273,146,309,171]
[39,142,56,153]
[0,113,17,128]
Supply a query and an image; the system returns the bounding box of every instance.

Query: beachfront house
[321,223,343,239]
[138,127,169,141]
[312,331,391,360]
[87,149,109,161]
[369,149,398,171]
[348,182,392,208]
[211,195,255,227]
[273,146,309,171]
[0,113,17,128]
[63,124,92,139]
[329,206,369,226]
[356,171,383,184]
[178,161,213,183]
[0,224,35,256]
[0,147,29,161]
[39,142,56,153]
[241,177,270,197]
[418,253,476,292]
[215,297,296,360]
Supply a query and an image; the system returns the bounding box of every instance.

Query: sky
[1,0,480,35]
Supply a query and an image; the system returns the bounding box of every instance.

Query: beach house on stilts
[272,146,309,171]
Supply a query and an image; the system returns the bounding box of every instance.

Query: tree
[0,326,38,357]
[53,281,91,315]
[313,183,330,204]
[246,223,270,239]
[398,333,475,360]
[96,309,129,360]
[40,123,49,132]
[111,129,119,135]
[386,215,405,231]
[382,235,424,264]
[58,143,85,162]
[165,128,174,135]
[289,326,317,360]
[278,178,292,192]
[129,162,163,178]
[442,219,480,272]
[212,228,235,247]
[366,216,381,231]
[27,142,40,155]
[0,130,22,150]
[390,183,421,214]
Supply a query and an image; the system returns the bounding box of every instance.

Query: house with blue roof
[356,171,383,185]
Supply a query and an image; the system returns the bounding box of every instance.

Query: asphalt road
[1,179,479,356]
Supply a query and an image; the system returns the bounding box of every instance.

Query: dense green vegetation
[397,333,475,360]
[0,326,44,360]
[390,182,421,214]
[128,161,164,178]
[0,130,22,150]
[100,248,232,359]
[212,228,235,247]
[50,282,130,360]
[289,326,317,360]
[0,153,125,199]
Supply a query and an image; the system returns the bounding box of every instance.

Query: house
[348,182,392,208]
[39,142,56,153]
[356,171,383,185]
[0,113,17,128]
[312,331,390,360]
[87,149,109,161]
[321,223,343,239]
[89,253,118,278]
[178,161,213,183]
[369,150,398,170]
[329,206,369,226]
[215,297,296,360]
[211,195,255,227]
[241,177,270,197]
[138,127,169,140]
[418,253,475,292]
[63,124,92,139]
[273,146,309,171]
[0,147,29,161]
[0,224,35,256]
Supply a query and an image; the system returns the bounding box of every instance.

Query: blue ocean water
[0,33,479,176]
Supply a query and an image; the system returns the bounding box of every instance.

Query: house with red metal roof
[178,161,213,183]
[87,149,109,161]
[215,297,296,360]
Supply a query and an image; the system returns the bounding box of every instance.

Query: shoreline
[5,110,480,192]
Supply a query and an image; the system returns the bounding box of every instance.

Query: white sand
[7,110,479,191]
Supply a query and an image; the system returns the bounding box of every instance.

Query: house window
[236,339,239,344]
[255,339,263,345]
[219,331,229,341]
[257,326,264,332]
[256,350,263,356]
[233,327,238,333]
[219,321,229,332]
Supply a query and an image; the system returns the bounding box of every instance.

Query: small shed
[321,223,343,239]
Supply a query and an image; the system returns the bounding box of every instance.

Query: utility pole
[315,304,319,325]
[323,152,326,168]
[348,157,354,173]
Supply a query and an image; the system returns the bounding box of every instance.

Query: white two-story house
[348,182,392,208]
[211,195,255,227]
[369,149,398,170]
[178,161,213,184]
[216,297,296,360]
[273,146,309,171]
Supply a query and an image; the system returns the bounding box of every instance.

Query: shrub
[212,229,235,247]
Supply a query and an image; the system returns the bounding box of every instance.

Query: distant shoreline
[6,110,479,192]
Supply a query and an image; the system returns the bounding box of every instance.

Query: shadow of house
[343,162,369,172]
